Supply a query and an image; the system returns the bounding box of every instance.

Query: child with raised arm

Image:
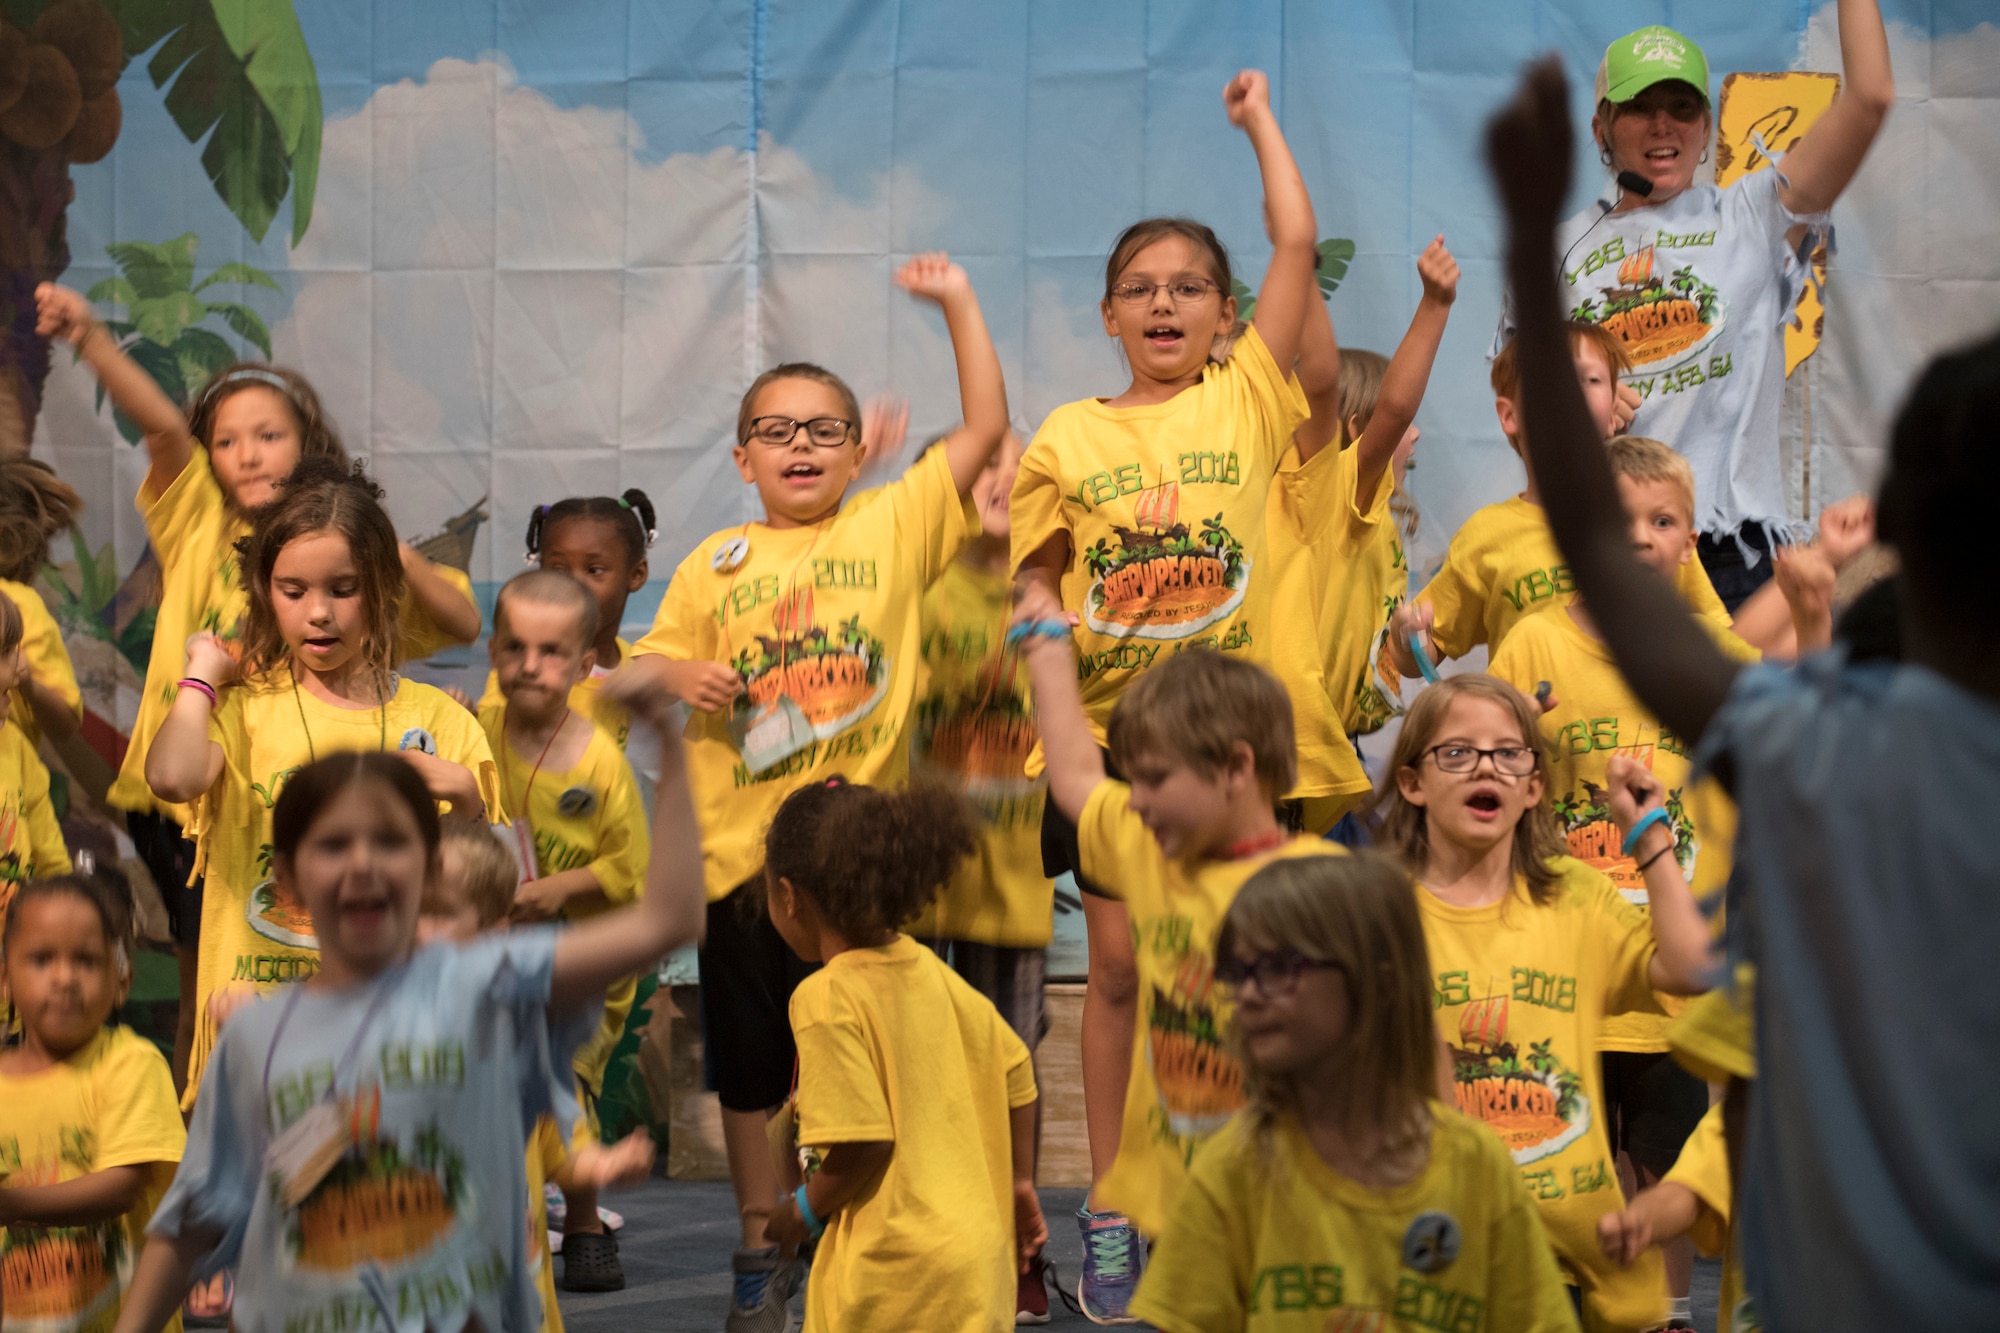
[1374,675,1711,1331]
[758,778,1044,1333]
[0,870,183,1333]
[1132,854,1579,1333]
[36,284,481,1099]
[1009,73,1320,1315]
[0,456,85,747]
[1487,58,2000,1326]
[1014,581,1337,1314]
[1269,236,1458,832]
[478,569,649,1291]
[609,252,1007,1327]
[143,461,499,1109]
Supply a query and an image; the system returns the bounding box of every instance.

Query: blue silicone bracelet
[1621,806,1672,857]
[795,1184,824,1240]
[1005,618,1073,645]
[1408,632,1442,684]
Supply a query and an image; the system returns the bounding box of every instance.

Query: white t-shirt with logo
[1496,168,1828,542]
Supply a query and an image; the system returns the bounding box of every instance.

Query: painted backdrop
[12,0,1999,768]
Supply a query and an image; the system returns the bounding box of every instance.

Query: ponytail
[524,491,656,567]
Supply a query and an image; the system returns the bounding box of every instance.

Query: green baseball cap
[1596,25,1711,105]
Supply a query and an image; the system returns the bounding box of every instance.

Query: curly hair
[236,456,404,697]
[2,864,138,973]
[763,778,977,941]
[1217,852,1437,1157]
[0,456,82,584]
[187,364,349,484]
[1370,674,1566,907]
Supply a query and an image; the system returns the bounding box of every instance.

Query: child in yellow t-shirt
[0,456,86,748]
[143,459,500,1109]
[1375,674,1714,1332]
[758,778,1043,1333]
[1017,581,1337,1318]
[1133,853,1578,1333]
[0,871,185,1333]
[478,569,649,1291]
[1268,237,1459,831]
[477,491,657,750]
[35,284,481,1100]
[610,252,1008,1315]
[1383,325,1736,691]
[417,821,657,1331]
[1,592,72,922]
[1489,437,1771,1326]
[1009,74,1321,1314]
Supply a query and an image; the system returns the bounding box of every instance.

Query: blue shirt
[152,930,596,1333]
[1697,652,2000,1326]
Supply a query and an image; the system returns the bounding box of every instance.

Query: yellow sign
[1716,72,1842,376]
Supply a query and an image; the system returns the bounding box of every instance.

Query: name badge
[728,694,815,773]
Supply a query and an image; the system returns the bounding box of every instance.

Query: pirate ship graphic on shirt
[1082,478,1249,640]
[729,586,890,740]
[1551,776,1696,902]
[1571,243,1726,369]
[1448,990,1590,1165]
[1146,949,1243,1139]
[287,1104,467,1273]
[912,650,1037,808]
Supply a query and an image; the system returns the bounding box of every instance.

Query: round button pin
[712,536,751,574]
[557,785,599,818]
[1402,1210,1461,1273]
[399,726,437,755]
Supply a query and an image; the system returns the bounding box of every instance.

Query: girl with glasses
[1131,851,1577,1332]
[1377,674,1711,1332]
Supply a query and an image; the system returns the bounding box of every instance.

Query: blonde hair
[1372,675,1565,906]
[1107,650,1296,800]
[1490,322,1632,405]
[1607,435,1696,523]
[1335,348,1420,542]
[433,823,517,929]
[1217,852,1438,1156]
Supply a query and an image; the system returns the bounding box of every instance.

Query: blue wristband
[1621,806,1672,857]
[1006,618,1073,645]
[794,1184,824,1240]
[1408,632,1442,684]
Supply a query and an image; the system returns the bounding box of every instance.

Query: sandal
[560,1230,625,1293]
[184,1270,234,1328]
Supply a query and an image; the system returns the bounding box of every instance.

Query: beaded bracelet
[1620,806,1672,857]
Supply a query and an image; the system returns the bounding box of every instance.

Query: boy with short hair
[480,568,650,1292]
[417,822,656,1333]
[1384,324,1731,683]
[1015,585,1338,1281]
[1489,435,1759,1329]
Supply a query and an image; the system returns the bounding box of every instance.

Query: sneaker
[1016,1254,1051,1324]
[1075,1207,1143,1325]
[727,1246,800,1333]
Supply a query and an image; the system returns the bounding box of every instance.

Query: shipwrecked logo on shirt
[1145,946,1242,1140]
[914,647,1039,813]
[1082,483,1249,640]
[1570,242,1727,372]
[0,1144,128,1329]
[1444,989,1590,1165]
[1553,779,1696,903]
[727,586,890,751]
[289,1117,467,1273]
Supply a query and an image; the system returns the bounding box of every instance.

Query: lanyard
[501,707,571,879]
[290,669,389,761]
[261,963,403,1114]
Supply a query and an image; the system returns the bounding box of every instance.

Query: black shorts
[1601,1049,1710,1178]
[127,809,203,948]
[1040,746,1119,897]
[698,883,819,1113]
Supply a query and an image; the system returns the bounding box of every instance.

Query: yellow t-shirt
[108,449,481,819]
[636,445,973,901]
[0,1026,186,1333]
[1664,1104,1758,1333]
[1132,1109,1580,1333]
[1269,436,1412,770]
[1488,606,1757,1052]
[0,721,71,926]
[1413,495,1727,662]
[480,706,648,1091]
[525,1116,568,1333]
[181,673,500,1105]
[479,637,635,749]
[1009,326,1311,767]
[1417,861,1670,1332]
[903,561,1053,949]
[3,578,83,748]
[1078,781,1340,1236]
[791,933,1036,1333]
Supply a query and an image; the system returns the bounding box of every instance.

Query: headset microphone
[1616,170,1655,199]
